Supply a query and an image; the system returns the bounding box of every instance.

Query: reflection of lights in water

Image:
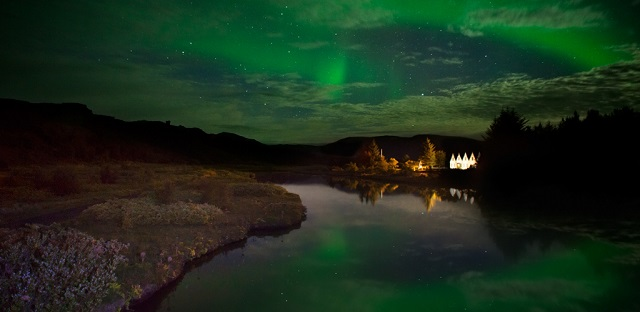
[143,182,639,312]
[425,192,441,213]
[450,188,475,204]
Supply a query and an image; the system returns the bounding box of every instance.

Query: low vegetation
[0,163,306,311]
[0,224,128,311]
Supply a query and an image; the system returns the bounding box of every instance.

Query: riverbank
[0,162,306,311]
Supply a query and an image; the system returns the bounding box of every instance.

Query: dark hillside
[0,99,264,165]
[0,99,482,167]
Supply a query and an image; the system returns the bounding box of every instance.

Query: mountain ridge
[0,99,482,166]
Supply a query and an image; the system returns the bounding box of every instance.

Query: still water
[136,178,640,312]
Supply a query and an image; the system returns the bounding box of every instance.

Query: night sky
[2,1,639,144]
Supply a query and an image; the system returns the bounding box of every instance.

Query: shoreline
[121,220,304,312]
[0,163,307,311]
[5,163,636,311]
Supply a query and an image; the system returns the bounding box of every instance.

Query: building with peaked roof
[449,152,478,170]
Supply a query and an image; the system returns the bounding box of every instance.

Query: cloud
[609,43,640,60]
[292,58,640,143]
[290,41,331,50]
[438,59,640,124]
[277,0,395,29]
[466,6,606,29]
[5,45,637,145]
[239,73,342,105]
[395,49,465,67]
[346,44,367,51]
[0,53,202,120]
[455,26,484,38]
[420,57,464,66]
[455,2,606,37]
[208,58,639,143]
[427,46,468,57]
[344,82,386,90]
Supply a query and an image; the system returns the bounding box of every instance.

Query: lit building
[449,152,478,170]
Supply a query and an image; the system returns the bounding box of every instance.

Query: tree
[365,139,383,168]
[420,138,437,169]
[386,157,399,172]
[479,107,532,194]
[483,107,530,142]
[435,150,447,168]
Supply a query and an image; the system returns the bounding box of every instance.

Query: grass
[0,162,306,311]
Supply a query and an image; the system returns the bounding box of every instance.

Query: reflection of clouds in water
[289,278,395,311]
[241,234,305,260]
[600,238,640,269]
[458,278,601,310]
[424,201,484,226]
[449,266,604,309]
[452,270,485,282]
[487,214,640,265]
[445,243,465,250]
[516,240,568,263]
[609,242,640,265]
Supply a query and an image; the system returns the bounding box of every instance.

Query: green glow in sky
[1,0,638,143]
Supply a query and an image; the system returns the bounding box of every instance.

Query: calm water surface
[135,180,640,312]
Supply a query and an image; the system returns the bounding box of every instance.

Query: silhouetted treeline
[476,106,640,200]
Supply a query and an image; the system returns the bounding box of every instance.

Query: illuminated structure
[449,152,478,170]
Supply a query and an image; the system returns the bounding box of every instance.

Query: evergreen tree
[435,150,447,168]
[483,107,529,142]
[420,138,437,169]
[365,139,383,168]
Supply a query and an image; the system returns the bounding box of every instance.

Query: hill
[0,99,482,167]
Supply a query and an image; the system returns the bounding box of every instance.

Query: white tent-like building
[449,152,478,170]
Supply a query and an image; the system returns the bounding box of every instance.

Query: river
[132,177,640,312]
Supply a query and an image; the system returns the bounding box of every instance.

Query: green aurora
[2,0,639,143]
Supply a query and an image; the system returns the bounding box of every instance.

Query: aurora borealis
[2,1,639,144]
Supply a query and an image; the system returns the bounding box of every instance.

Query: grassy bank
[0,162,306,311]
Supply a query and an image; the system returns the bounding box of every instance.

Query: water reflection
[326,176,475,213]
[134,177,640,312]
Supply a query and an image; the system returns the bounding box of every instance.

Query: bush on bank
[0,224,128,311]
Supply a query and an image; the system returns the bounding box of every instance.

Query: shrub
[155,181,175,204]
[99,165,118,184]
[0,224,128,311]
[344,162,359,172]
[79,198,224,227]
[30,167,49,190]
[231,183,287,197]
[2,170,20,188]
[49,169,80,196]
[197,180,231,209]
